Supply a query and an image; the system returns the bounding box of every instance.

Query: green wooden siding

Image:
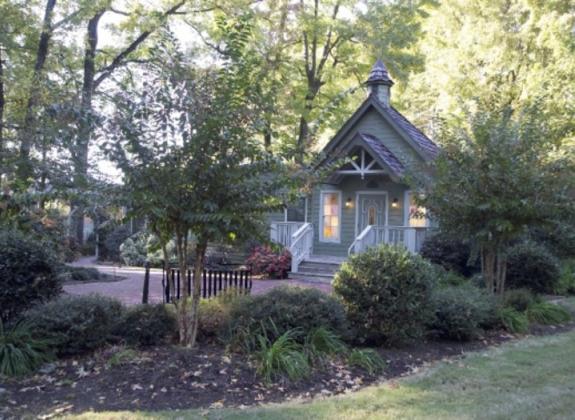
[311,175,409,257]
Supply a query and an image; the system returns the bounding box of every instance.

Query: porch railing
[348,225,429,255]
[289,222,313,273]
[270,222,304,248]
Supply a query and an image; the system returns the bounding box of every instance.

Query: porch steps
[289,256,344,283]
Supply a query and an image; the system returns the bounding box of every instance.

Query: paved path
[64,257,332,305]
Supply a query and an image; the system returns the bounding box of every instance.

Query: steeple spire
[366,59,394,106]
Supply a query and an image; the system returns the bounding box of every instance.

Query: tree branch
[93,1,187,89]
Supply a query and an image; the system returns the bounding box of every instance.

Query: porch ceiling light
[391,197,399,208]
[345,197,353,208]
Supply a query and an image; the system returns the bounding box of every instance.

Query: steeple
[366,59,394,106]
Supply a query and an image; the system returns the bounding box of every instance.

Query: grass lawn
[69,301,575,420]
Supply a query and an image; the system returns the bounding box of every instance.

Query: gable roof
[359,132,405,177]
[323,95,439,162]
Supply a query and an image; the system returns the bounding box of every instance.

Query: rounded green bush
[420,232,478,276]
[333,244,435,345]
[24,294,125,356]
[224,286,351,349]
[0,229,62,322]
[114,304,177,346]
[429,284,497,341]
[506,242,561,294]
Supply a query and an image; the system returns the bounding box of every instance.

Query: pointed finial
[367,59,394,86]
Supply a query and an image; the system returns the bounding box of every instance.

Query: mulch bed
[1,322,573,419]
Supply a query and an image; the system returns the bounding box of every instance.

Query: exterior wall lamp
[391,197,399,208]
[345,197,353,208]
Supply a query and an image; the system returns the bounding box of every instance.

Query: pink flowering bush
[246,245,291,279]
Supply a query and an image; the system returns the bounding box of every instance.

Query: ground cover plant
[0,321,53,377]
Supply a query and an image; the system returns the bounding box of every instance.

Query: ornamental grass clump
[0,321,53,377]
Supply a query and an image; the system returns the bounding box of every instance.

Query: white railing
[348,226,429,255]
[289,223,313,273]
[270,222,304,248]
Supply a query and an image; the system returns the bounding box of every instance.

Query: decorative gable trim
[322,96,439,163]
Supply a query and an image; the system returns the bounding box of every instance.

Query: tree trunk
[188,241,207,348]
[174,229,191,346]
[0,46,4,177]
[481,244,507,295]
[71,10,104,244]
[17,0,57,182]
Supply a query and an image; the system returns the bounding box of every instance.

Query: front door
[357,193,387,235]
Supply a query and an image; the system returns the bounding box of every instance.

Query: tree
[403,0,575,144]
[417,99,575,294]
[104,20,291,346]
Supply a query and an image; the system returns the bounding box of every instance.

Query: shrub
[56,266,102,283]
[428,284,497,341]
[498,307,529,334]
[225,286,351,350]
[0,320,53,376]
[333,244,435,345]
[502,288,538,312]
[24,295,125,356]
[0,229,62,322]
[100,224,132,262]
[555,259,575,296]
[246,245,291,279]
[114,304,177,347]
[254,328,310,383]
[526,302,572,325]
[348,349,386,375]
[433,265,468,288]
[420,232,478,276]
[506,242,561,294]
[529,224,575,259]
[197,292,244,341]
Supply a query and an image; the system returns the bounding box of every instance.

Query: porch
[270,221,430,274]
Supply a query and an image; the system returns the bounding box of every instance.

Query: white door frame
[354,191,388,238]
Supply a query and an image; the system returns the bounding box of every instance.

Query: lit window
[407,192,428,227]
[321,192,340,242]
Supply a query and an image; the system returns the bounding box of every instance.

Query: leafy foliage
[114,304,177,347]
[224,286,351,350]
[429,284,497,341]
[305,327,348,361]
[24,295,124,357]
[498,308,529,334]
[416,102,575,294]
[348,349,386,375]
[333,244,434,345]
[526,302,572,326]
[506,242,561,294]
[556,260,575,296]
[0,321,53,377]
[502,289,538,313]
[420,232,478,276]
[254,327,310,383]
[246,245,291,278]
[0,228,61,322]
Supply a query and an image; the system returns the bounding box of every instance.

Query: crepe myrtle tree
[415,99,575,295]
[104,20,293,347]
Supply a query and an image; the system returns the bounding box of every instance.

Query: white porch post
[405,228,417,253]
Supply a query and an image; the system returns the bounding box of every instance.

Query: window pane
[322,193,340,240]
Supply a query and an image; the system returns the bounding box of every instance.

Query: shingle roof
[367,59,394,86]
[359,132,405,177]
[385,106,439,158]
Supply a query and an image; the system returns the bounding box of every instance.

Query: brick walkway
[64,257,332,305]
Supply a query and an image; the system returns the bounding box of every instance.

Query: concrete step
[288,270,334,283]
[298,261,341,271]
